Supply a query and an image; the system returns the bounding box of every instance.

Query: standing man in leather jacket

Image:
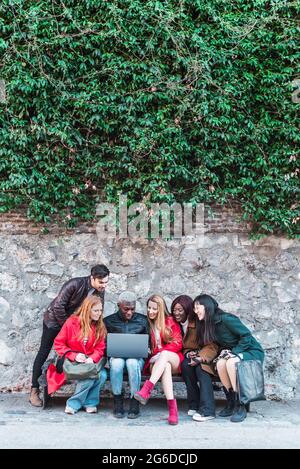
[104,291,149,419]
[29,264,110,407]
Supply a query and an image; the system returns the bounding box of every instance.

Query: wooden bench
[40,362,250,411]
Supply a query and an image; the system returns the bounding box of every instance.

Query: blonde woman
[134,295,183,425]
[47,296,107,414]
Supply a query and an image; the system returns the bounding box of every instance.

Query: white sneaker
[85,406,97,413]
[187,409,198,416]
[65,406,76,415]
[193,413,215,422]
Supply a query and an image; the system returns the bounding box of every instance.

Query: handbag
[236,360,266,405]
[56,350,106,380]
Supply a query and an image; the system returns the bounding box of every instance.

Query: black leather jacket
[43,276,104,330]
[104,310,149,335]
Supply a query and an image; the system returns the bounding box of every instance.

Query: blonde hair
[147,294,172,351]
[73,296,106,344]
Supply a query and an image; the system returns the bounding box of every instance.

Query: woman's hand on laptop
[85,357,94,364]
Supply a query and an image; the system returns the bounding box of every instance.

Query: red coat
[46,315,106,394]
[144,316,184,375]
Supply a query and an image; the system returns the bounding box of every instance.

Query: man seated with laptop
[104,291,149,419]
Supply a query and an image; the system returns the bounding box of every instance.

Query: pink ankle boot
[134,380,155,405]
[167,399,178,425]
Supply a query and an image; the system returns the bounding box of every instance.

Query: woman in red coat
[134,295,183,425]
[47,295,107,414]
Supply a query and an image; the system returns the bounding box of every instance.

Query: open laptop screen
[107,333,149,358]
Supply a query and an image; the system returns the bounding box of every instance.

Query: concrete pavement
[0,393,299,449]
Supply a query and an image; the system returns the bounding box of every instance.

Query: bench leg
[245,402,250,412]
[42,385,51,409]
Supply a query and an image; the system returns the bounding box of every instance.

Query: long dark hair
[171,295,193,319]
[190,294,220,346]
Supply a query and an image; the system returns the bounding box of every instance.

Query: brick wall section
[0,203,252,235]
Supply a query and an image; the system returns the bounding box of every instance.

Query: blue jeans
[109,358,144,398]
[67,368,107,411]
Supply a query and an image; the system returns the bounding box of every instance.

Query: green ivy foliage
[0,0,299,236]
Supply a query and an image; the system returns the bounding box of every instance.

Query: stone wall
[0,211,299,399]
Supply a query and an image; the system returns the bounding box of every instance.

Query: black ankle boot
[113,394,125,418]
[127,398,140,419]
[230,392,247,422]
[218,387,235,417]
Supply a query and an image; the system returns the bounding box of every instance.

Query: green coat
[214,312,264,362]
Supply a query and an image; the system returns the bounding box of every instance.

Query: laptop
[107,333,149,358]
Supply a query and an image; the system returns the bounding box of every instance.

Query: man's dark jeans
[181,357,216,416]
[31,322,59,388]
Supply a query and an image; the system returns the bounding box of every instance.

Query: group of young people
[29,264,265,425]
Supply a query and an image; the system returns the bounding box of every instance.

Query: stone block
[30,275,50,292]
[0,297,10,320]
[258,330,283,349]
[0,340,15,366]
[108,273,128,294]
[40,263,65,277]
[276,284,299,303]
[0,273,18,292]
[24,329,42,352]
